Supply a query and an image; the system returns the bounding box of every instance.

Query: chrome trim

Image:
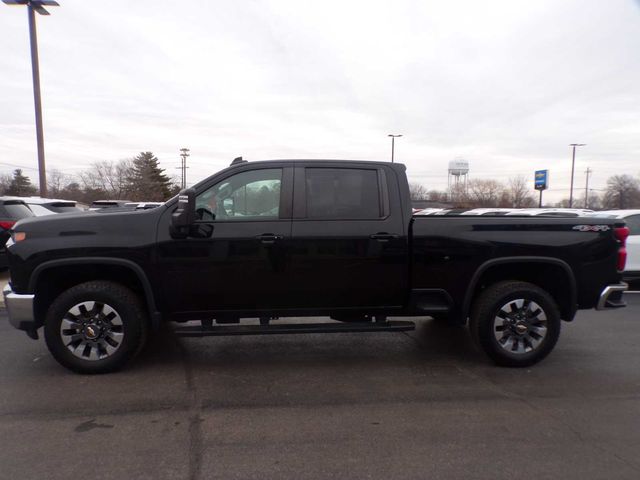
[3,284,35,330]
[596,283,628,310]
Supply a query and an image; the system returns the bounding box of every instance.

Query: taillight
[0,221,15,230]
[615,226,630,272]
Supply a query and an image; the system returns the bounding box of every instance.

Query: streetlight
[568,143,586,208]
[388,134,402,163]
[3,0,60,197]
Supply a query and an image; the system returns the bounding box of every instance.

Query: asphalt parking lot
[1,294,639,480]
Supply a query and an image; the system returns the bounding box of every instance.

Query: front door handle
[256,233,283,245]
[370,233,400,242]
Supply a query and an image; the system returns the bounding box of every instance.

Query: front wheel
[44,281,148,374]
[469,281,561,367]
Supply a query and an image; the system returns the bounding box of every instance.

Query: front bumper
[596,283,628,310]
[3,284,36,331]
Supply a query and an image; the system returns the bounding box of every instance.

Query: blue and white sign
[534,170,548,191]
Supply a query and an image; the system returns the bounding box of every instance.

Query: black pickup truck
[3,160,629,373]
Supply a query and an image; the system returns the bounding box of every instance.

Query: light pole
[584,167,592,209]
[388,134,402,163]
[3,0,59,197]
[568,143,585,208]
[178,148,190,189]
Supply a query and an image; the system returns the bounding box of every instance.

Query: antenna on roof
[230,156,247,166]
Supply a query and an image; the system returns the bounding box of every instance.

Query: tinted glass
[196,168,282,221]
[91,201,127,208]
[27,204,56,216]
[0,202,34,219]
[51,206,82,213]
[538,212,578,217]
[305,168,380,219]
[625,214,640,235]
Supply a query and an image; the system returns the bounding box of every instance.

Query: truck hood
[12,207,164,242]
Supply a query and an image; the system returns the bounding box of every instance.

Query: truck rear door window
[305,168,381,219]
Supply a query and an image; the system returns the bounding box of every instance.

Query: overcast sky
[1,0,639,201]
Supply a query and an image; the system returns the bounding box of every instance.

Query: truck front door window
[196,168,282,221]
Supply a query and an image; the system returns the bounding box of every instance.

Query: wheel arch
[462,257,578,323]
[30,258,161,329]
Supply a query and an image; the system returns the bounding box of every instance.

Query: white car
[3,196,83,216]
[124,202,164,210]
[592,210,640,281]
[460,208,514,216]
[505,208,595,217]
[413,208,444,215]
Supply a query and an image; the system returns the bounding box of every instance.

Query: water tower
[448,158,469,201]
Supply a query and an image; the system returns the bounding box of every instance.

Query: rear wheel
[44,281,148,374]
[469,281,561,367]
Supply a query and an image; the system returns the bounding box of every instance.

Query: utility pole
[568,143,586,208]
[388,134,402,163]
[177,148,190,189]
[3,0,60,197]
[584,167,592,209]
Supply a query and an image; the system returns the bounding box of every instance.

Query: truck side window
[305,168,381,219]
[196,168,282,221]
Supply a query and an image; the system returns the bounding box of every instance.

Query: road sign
[534,170,548,191]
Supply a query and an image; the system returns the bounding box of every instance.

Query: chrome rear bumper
[596,283,628,310]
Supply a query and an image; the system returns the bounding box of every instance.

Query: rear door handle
[369,233,400,242]
[256,233,283,244]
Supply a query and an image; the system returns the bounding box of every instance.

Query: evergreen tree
[6,169,37,196]
[127,152,173,201]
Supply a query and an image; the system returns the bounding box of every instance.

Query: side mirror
[170,188,196,239]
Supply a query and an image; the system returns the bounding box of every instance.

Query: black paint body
[6,160,625,327]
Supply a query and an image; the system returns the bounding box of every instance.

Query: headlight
[11,231,26,243]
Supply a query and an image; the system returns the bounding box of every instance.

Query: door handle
[369,233,400,242]
[256,233,283,244]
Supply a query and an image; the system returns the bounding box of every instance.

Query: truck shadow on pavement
[136,317,485,372]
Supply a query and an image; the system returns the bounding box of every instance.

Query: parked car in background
[0,198,35,269]
[11,197,84,216]
[124,202,164,210]
[414,208,444,215]
[460,208,514,216]
[89,200,132,211]
[592,210,640,282]
[505,208,594,217]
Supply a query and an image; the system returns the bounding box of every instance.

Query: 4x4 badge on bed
[572,225,611,232]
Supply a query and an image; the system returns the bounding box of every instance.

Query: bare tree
[506,175,536,208]
[467,179,503,207]
[79,159,133,199]
[0,173,12,195]
[409,182,429,201]
[603,175,640,209]
[449,182,469,205]
[427,189,449,203]
[582,191,602,210]
[47,168,73,197]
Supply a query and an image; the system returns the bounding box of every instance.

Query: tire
[469,281,561,367]
[44,281,148,374]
